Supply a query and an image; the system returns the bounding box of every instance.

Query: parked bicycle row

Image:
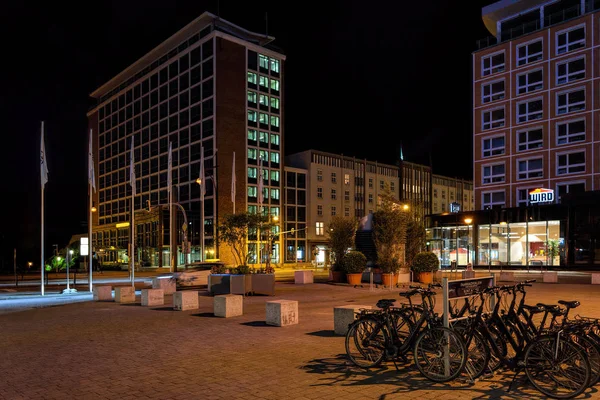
[345,279,600,399]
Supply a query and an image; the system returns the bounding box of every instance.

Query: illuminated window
[270,97,279,109]
[270,152,280,164]
[247,91,257,104]
[247,72,257,85]
[344,174,350,185]
[259,113,269,124]
[270,58,280,73]
[248,186,257,198]
[270,170,279,182]
[259,94,269,107]
[247,110,257,122]
[316,222,324,236]
[259,54,269,69]
[247,129,257,141]
[270,133,279,146]
[270,79,280,91]
[270,188,280,200]
[259,76,269,88]
[270,115,279,128]
[247,148,257,160]
[259,131,269,143]
[248,167,257,179]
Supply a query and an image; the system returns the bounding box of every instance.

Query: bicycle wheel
[345,317,385,368]
[390,309,415,345]
[451,321,491,380]
[413,326,467,382]
[486,325,508,372]
[524,335,590,399]
[570,333,600,387]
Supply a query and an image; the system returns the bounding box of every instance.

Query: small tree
[405,205,427,268]
[218,213,263,266]
[372,190,409,273]
[327,216,357,270]
[343,251,367,274]
[411,251,440,273]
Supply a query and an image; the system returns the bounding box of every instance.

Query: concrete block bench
[334,305,372,336]
[592,273,600,285]
[294,270,313,284]
[266,300,298,327]
[93,286,112,301]
[542,271,558,283]
[173,290,199,311]
[115,286,135,303]
[214,294,243,318]
[152,277,176,294]
[498,271,514,282]
[141,289,164,307]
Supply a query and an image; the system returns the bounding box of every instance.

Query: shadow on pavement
[306,330,337,338]
[240,321,273,327]
[300,354,547,399]
[193,312,218,318]
[152,306,176,311]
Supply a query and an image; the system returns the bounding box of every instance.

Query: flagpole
[168,142,175,271]
[232,152,236,214]
[199,146,205,262]
[40,121,46,296]
[88,129,94,293]
[130,136,136,287]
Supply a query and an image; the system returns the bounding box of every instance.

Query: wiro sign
[529,188,554,204]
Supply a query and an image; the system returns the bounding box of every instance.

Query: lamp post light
[464,217,473,266]
[63,249,77,294]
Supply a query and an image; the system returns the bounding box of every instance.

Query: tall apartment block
[474,0,599,210]
[87,12,285,268]
[428,0,600,268]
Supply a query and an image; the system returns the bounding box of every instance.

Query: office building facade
[87,12,285,268]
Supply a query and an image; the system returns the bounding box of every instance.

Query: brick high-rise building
[87,12,285,268]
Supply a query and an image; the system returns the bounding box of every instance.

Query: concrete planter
[251,274,275,295]
[208,274,251,295]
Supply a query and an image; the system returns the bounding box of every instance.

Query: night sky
[0,0,496,268]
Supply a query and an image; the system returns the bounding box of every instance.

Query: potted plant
[249,265,275,295]
[327,216,357,283]
[378,256,402,287]
[342,251,367,287]
[546,239,560,267]
[411,251,440,284]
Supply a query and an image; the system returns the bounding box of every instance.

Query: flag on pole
[257,165,264,204]
[199,146,206,200]
[167,141,172,194]
[231,152,236,205]
[88,129,96,192]
[129,136,136,196]
[40,128,49,188]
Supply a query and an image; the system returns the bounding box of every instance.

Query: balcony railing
[476,0,600,50]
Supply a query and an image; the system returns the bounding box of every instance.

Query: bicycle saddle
[376,299,396,309]
[536,303,560,311]
[399,290,420,298]
[558,300,580,309]
[522,304,544,313]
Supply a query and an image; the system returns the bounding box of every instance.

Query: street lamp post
[464,217,473,266]
[63,249,76,294]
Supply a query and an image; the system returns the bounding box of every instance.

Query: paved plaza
[2,280,600,399]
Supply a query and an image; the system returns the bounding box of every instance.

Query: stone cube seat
[266,300,298,327]
[214,294,243,318]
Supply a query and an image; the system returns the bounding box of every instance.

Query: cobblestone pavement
[2,282,600,399]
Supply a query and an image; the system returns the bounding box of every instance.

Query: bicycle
[345,285,467,382]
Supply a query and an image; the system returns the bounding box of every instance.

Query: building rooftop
[90,11,279,100]
[482,0,550,36]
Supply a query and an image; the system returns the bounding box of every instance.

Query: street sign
[446,276,494,300]
[80,237,89,256]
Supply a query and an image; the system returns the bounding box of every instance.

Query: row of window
[316,205,352,217]
[481,25,585,77]
[315,170,396,191]
[482,57,584,105]
[482,88,586,131]
[247,91,280,111]
[247,111,280,129]
[247,148,280,164]
[482,117,586,158]
[247,51,281,75]
[481,149,587,185]
[100,42,214,122]
[432,189,470,203]
[482,180,586,208]
[247,129,280,147]
[247,72,280,92]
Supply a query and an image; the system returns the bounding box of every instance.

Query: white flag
[231,152,236,204]
[40,124,49,189]
[257,165,264,204]
[167,141,172,194]
[129,136,136,197]
[88,129,96,192]
[199,146,206,200]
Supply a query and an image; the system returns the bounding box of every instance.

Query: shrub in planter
[342,251,366,274]
[411,252,440,284]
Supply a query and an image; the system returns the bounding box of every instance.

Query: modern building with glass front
[87,12,285,269]
[426,0,600,269]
